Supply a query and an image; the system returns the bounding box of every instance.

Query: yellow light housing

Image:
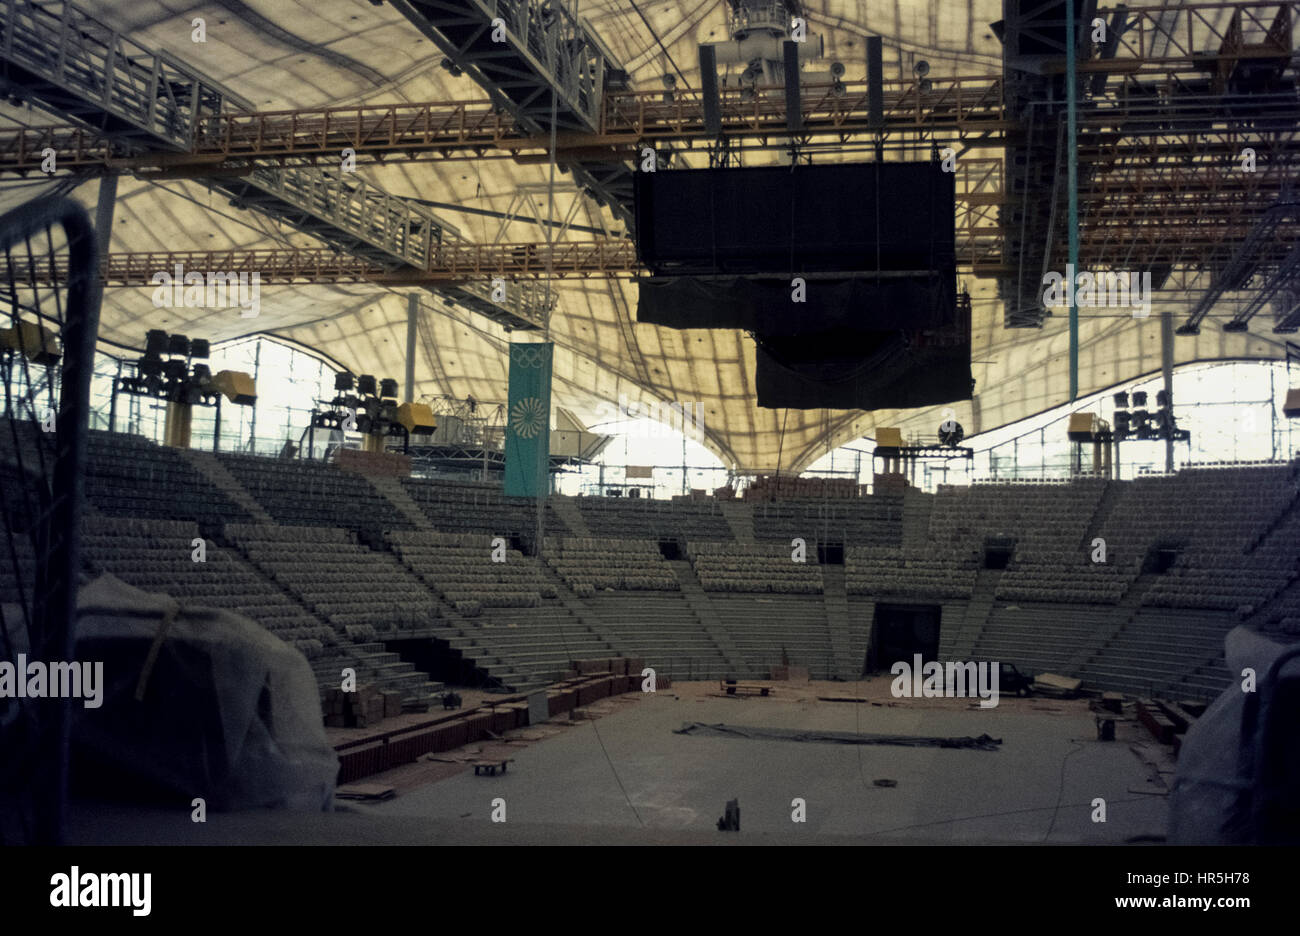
[212,370,257,405]
[397,402,436,433]
[1,320,61,365]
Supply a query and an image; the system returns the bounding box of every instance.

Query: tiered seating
[1092,466,1290,566]
[751,495,903,547]
[84,431,252,525]
[744,475,862,501]
[386,530,553,616]
[710,594,835,677]
[930,479,1105,558]
[1078,608,1235,698]
[79,516,337,660]
[1247,496,1300,632]
[688,542,823,593]
[575,496,733,542]
[544,537,678,593]
[1143,551,1295,611]
[401,477,569,538]
[385,533,616,690]
[439,604,616,690]
[846,546,977,599]
[0,459,42,605]
[971,603,1117,675]
[1251,576,1300,639]
[218,453,410,531]
[586,592,730,680]
[6,418,1294,704]
[997,552,1132,603]
[226,523,437,638]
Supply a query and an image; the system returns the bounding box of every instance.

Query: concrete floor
[364,682,1169,844]
[65,679,1171,845]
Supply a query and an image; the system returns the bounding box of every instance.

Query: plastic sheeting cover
[72,574,337,811]
[1169,625,1300,844]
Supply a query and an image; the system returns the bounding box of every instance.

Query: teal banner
[504,342,553,498]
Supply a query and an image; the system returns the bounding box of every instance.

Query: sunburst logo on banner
[510,396,546,439]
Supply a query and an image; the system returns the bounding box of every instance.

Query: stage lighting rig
[112,330,254,450]
[1106,385,1189,448]
[309,372,416,456]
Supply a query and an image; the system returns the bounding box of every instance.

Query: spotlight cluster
[319,372,400,435]
[1112,390,1189,443]
[120,329,215,404]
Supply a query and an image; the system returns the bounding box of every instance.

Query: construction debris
[1033,673,1083,698]
[674,723,1003,751]
[335,783,396,801]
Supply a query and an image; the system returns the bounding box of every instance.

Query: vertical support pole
[1162,307,1175,472]
[249,338,260,451]
[1066,0,1080,401]
[536,81,559,559]
[95,172,117,279]
[405,293,418,403]
[108,361,120,432]
[682,420,688,496]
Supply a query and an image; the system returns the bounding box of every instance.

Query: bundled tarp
[71,574,337,811]
[1170,626,1300,844]
[674,722,1002,751]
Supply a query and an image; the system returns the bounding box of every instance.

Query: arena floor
[67,678,1174,846]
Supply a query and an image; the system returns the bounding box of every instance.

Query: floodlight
[145,329,169,357]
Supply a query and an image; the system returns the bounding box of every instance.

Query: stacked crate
[323,686,404,728]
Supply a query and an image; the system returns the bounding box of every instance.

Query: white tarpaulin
[72,574,337,812]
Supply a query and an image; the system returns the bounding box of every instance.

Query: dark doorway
[818,543,844,565]
[1145,546,1180,574]
[866,603,942,674]
[984,537,1015,569]
[659,539,681,560]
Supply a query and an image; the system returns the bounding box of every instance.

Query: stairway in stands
[1080,480,1118,548]
[368,475,434,530]
[820,565,858,678]
[537,562,622,649]
[1064,573,1156,672]
[900,490,933,553]
[311,644,445,712]
[668,560,746,676]
[181,450,274,523]
[548,496,591,536]
[718,500,755,543]
[1246,463,1300,553]
[947,567,1002,660]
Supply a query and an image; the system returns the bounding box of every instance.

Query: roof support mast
[1067,0,1080,402]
